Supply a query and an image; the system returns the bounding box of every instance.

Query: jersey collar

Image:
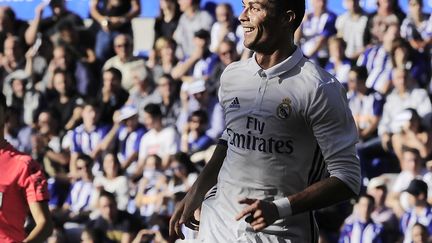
[251,46,303,79]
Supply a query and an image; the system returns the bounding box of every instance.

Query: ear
[282,10,296,28]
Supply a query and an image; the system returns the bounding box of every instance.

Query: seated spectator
[3,107,21,149]
[153,0,181,43]
[335,0,368,61]
[93,153,130,211]
[146,37,179,83]
[171,29,219,83]
[87,190,141,243]
[136,103,179,170]
[25,0,84,46]
[391,109,432,163]
[3,69,44,126]
[411,223,430,243]
[48,68,84,135]
[165,152,198,198]
[209,3,242,54]
[347,66,384,143]
[69,100,110,176]
[390,38,430,88]
[0,6,29,47]
[97,67,129,124]
[173,0,213,59]
[52,154,96,225]
[42,45,92,97]
[400,0,431,52]
[98,105,146,175]
[339,194,384,243]
[177,80,224,141]
[208,39,239,96]
[135,155,167,222]
[103,34,146,91]
[180,109,213,156]
[366,177,399,242]
[153,74,181,128]
[297,0,337,66]
[357,24,399,94]
[378,68,432,149]
[0,36,26,82]
[324,37,351,85]
[391,147,426,193]
[400,179,432,243]
[90,0,141,62]
[364,0,405,45]
[80,227,105,243]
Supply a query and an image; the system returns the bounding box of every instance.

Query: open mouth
[243,27,254,33]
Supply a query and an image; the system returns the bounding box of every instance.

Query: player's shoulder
[219,58,253,84]
[300,58,340,88]
[5,145,39,171]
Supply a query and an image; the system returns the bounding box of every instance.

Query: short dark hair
[103,67,122,82]
[190,110,209,124]
[77,153,94,168]
[99,190,116,203]
[350,66,368,83]
[0,93,6,111]
[144,103,162,119]
[270,0,305,31]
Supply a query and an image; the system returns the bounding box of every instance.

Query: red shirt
[0,143,49,243]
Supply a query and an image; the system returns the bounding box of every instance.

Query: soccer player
[0,93,53,242]
[169,0,361,242]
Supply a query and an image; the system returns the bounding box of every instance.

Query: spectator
[390,38,430,88]
[25,0,84,46]
[93,152,130,211]
[391,147,426,193]
[42,45,92,97]
[69,100,110,177]
[165,152,198,198]
[80,227,105,243]
[324,37,352,85]
[98,104,146,175]
[209,3,243,54]
[347,66,384,143]
[48,68,84,134]
[366,177,399,243]
[154,74,182,128]
[208,39,239,96]
[357,24,400,94]
[90,0,141,63]
[378,68,432,147]
[0,36,26,82]
[153,0,181,43]
[171,29,219,83]
[391,109,432,163]
[400,0,431,52]
[173,0,213,59]
[335,0,368,60]
[177,79,224,141]
[297,0,337,66]
[364,0,405,45]
[136,103,179,169]
[0,6,29,47]
[400,179,432,243]
[180,109,213,156]
[339,194,384,243]
[87,190,141,243]
[97,67,129,124]
[146,37,178,83]
[103,34,146,91]
[411,223,430,243]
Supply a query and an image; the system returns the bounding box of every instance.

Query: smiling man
[169,0,361,242]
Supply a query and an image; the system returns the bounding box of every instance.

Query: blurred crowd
[1,0,432,242]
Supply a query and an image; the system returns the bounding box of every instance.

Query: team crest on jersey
[277,98,292,119]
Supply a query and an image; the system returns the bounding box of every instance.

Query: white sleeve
[138,135,148,161]
[307,80,361,194]
[218,68,229,143]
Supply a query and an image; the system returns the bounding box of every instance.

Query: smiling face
[239,0,283,53]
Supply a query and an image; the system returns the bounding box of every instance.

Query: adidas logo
[228,97,240,109]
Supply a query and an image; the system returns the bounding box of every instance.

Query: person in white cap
[169,0,361,242]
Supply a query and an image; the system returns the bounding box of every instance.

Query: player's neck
[255,44,296,70]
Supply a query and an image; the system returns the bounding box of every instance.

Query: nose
[238,6,248,23]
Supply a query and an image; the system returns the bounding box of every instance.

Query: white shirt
[335,12,368,58]
[215,46,360,241]
[138,127,179,160]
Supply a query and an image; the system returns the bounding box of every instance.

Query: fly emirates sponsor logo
[226,116,294,154]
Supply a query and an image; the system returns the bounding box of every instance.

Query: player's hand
[235,198,279,231]
[169,191,202,239]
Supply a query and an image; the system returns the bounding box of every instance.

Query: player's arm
[23,201,53,243]
[169,142,227,239]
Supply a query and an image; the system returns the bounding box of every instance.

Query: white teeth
[244,27,254,33]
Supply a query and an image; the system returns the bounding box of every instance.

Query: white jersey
[198,47,360,242]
